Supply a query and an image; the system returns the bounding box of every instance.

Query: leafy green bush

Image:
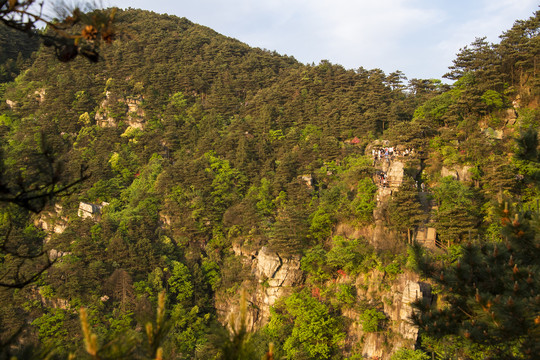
[267,291,345,359]
[391,348,430,360]
[326,236,375,275]
[359,308,387,333]
[335,284,356,306]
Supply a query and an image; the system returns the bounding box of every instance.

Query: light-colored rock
[299,174,313,188]
[219,246,303,331]
[126,97,146,128]
[442,165,474,182]
[386,160,404,189]
[358,272,432,359]
[34,88,46,103]
[34,204,68,235]
[231,241,258,259]
[376,187,392,204]
[95,91,146,129]
[457,165,474,182]
[256,246,302,290]
[398,280,430,340]
[126,101,140,113]
[362,333,386,359]
[512,95,521,108]
[33,287,70,310]
[505,108,518,125]
[483,127,504,140]
[78,202,106,220]
[49,248,70,260]
[5,99,16,109]
[441,166,458,179]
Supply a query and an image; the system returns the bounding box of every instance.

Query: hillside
[0,22,40,85]
[0,8,538,360]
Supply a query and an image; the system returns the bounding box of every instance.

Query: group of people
[371,146,415,161]
[372,147,394,160]
[376,171,389,187]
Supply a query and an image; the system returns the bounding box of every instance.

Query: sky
[109,0,538,81]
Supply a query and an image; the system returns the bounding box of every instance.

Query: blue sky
[109,0,538,81]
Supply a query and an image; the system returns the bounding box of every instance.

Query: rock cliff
[218,246,303,331]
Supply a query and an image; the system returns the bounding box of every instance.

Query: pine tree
[411,205,540,359]
[387,177,427,243]
[433,177,480,245]
[106,268,135,312]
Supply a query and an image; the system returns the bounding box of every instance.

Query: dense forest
[0,7,539,360]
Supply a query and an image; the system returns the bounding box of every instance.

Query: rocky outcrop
[372,157,406,251]
[220,244,431,359]
[441,164,474,182]
[392,279,431,340]
[5,99,17,109]
[78,202,108,221]
[504,108,518,125]
[125,96,145,129]
[34,204,67,235]
[386,160,405,189]
[95,91,122,127]
[95,91,146,128]
[33,204,70,260]
[354,271,432,359]
[34,88,46,103]
[217,246,303,331]
[31,287,70,310]
[255,247,303,315]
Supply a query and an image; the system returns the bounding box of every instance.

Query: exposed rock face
[5,89,45,109]
[357,272,432,359]
[95,91,122,127]
[34,88,46,103]
[395,280,431,340]
[5,99,17,109]
[34,204,67,234]
[217,142,433,355]
[32,287,69,310]
[483,127,504,140]
[299,174,314,188]
[217,246,303,331]
[372,157,405,251]
[78,202,108,220]
[220,246,431,359]
[231,241,258,260]
[255,247,303,316]
[385,160,405,189]
[440,166,457,179]
[34,204,70,260]
[505,108,518,125]
[376,186,392,204]
[441,165,474,182]
[125,96,145,129]
[458,165,474,182]
[95,91,146,128]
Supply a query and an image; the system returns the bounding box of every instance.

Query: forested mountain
[0,8,538,360]
[0,23,39,84]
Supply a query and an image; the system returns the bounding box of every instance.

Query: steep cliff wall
[217,246,303,331]
[218,244,431,359]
